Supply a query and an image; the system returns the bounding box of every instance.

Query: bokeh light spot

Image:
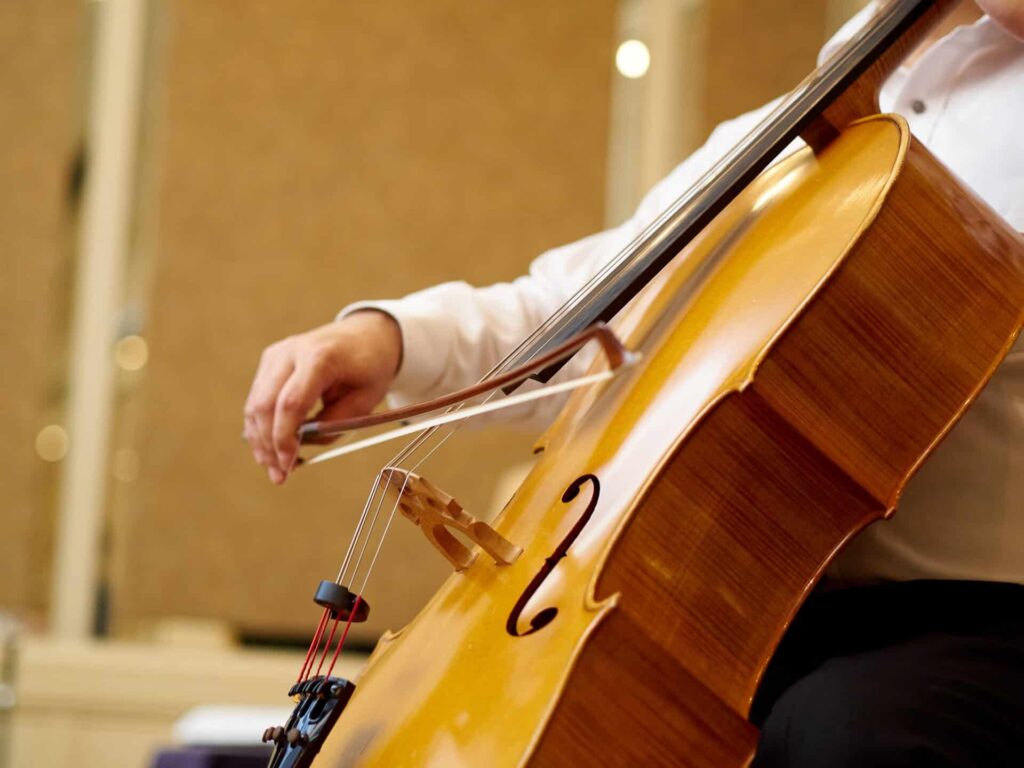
[36,424,68,462]
[115,334,149,371]
[616,39,651,79]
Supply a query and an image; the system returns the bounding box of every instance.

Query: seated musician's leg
[751,582,1024,768]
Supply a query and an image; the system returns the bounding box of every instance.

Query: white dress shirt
[344,6,1024,585]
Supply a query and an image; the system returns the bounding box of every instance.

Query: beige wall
[0,1,81,618]
[702,0,829,135]
[109,0,617,640]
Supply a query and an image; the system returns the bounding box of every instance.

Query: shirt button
[910,99,926,114]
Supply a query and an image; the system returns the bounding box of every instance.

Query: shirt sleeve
[339,97,791,425]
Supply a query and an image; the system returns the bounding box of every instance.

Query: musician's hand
[244,310,402,484]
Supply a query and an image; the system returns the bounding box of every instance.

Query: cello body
[317,111,1024,766]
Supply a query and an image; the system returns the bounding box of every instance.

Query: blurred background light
[114,334,149,371]
[35,425,68,462]
[615,39,651,79]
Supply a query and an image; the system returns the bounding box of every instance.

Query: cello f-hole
[506,474,600,637]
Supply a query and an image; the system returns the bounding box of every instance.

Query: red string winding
[327,595,362,679]
[314,616,342,678]
[295,594,363,684]
[296,607,330,684]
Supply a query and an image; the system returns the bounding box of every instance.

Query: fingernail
[268,467,284,484]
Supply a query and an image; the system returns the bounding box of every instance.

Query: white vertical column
[50,0,148,638]
[605,0,707,227]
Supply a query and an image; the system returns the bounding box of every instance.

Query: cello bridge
[382,467,522,572]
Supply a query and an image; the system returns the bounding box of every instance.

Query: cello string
[352,474,421,606]
[351,405,481,603]
[339,342,595,598]
[313,614,342,678]
[331,397,477,586]
[296,606,330,684]
[336,469,391,585]
[341,467,405,590]
[336,321,591,535]
[326,435,442,599]
[331,331,606,596]
[326,474,416,663]
[317,263,634,673]
[325,402,487,657]
[325,595,363,679]
[347,326,627,597]
[325,339,587,656]
[333,392,484,590]
[323,470,411,667]
[334,397,445,585]
[335,470,387,582]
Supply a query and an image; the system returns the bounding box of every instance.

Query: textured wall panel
[703,0,828,133]
[114,0,616,639]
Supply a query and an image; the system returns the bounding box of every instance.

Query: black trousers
[750,580,1024,767]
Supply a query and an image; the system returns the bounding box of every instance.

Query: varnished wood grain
[754,136,1023,509]
[530,611,758,767]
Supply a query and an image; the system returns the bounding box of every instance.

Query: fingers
[244,345,295,476]
[272,359,336,478]
[245,316,399,484]
[245,411,280,484]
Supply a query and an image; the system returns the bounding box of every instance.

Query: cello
[262,1,1024,765]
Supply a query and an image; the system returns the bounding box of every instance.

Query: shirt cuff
[337,299,449,405]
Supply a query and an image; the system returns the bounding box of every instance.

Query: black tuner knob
[313,580,370,623]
